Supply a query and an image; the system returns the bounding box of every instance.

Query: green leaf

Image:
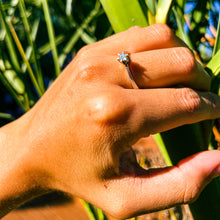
[145,0,156,16]
[172,6,193,49]
[206,49,220,77]
[0,1,21,72]
[4,69,25,94]
[100,0,148,33]
[0,112,15,121]
[41,0,61,76]
[18,0,45,92]
[213,12,220,55]
[156,0,173,23]
[58,1,101,67]
[153,133,172,166]
[176,0,186,10]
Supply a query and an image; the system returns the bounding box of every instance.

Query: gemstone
[117,51,130,65]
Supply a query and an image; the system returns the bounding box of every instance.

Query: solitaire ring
[117,51,139,89]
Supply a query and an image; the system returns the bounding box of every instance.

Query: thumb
[108,150,220,219]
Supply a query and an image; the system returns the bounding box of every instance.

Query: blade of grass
[147,10,156,25]
[206,49,220,77]
[0,112,15,121]
[66,0,72,16]
[18,0,45,92]
[0,33,29,110]
[39,34,65,56]
[156,0,174,23]
[100,0,148,33]
[0,70,27,111]
[188,0,210,48]
[4,69,25,95]
[144,0,157,25]
[172,6,194,49]
[81,32,96,45]
[41,0,61,76]
[0,1,21,73]
[8,22,43,97]
[95,207,106,220]
[153,133,172,166]
[58,1,101,67]
[176,0,186,10]
[145,0,156,16]
[80,200,96,220]
[213,12,220,55]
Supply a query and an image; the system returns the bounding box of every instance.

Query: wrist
[0,118,52,217]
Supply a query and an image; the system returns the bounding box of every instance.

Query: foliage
[0,0,111,119]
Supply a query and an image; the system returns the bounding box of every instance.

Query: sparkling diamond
[117,51,130,65]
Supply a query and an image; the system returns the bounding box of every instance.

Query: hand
[1,24,220,219]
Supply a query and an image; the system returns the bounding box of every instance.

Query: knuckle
[76,44,92,58]
[174,88,201,113]
[86,92,131,125]
[177,47,197,75]
[151,23,174,43]
[76,57,99,82]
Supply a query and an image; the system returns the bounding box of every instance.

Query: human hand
[1,24,220,219]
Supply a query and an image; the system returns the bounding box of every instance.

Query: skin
[1,23,220,219]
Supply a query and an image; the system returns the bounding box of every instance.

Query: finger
[80,47,210,91]
[105,150,220,219]
[78,24,187,56]
[129,47,210,90]
[127,88,220,137]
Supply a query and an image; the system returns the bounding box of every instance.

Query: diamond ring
[117,51,139,89]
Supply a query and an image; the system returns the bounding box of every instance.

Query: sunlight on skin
[1,24,220,219]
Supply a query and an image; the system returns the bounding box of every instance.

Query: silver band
[117,51,139,89]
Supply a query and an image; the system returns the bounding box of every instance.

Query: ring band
[117,51,139,89]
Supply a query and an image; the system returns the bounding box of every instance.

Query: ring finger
[85,47,210,91]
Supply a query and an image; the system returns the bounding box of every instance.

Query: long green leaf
[0,112,15,121]
[58,1,100,67]
[8,22,43,96]
[172,6,193,49]
[41,0,61,76]
[156,0,174,23]
[0,1,21,72]
[0,70,27,111]
[100,0,148,33]
[153,133,172,166]
[213,12,220,55]
[18,0,45,92]
[206,49,220,77]
[145,0,156,16]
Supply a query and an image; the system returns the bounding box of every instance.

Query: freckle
[104,184,108,189]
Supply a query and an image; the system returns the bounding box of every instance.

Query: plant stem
[0,70,27,112]
[18,0,45,92]
[58,1,101,67]
[0,1,21,73]
[213,11,220,55]
[0,113,15,121]
[41,0,61,77]
[8,22,43,97]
